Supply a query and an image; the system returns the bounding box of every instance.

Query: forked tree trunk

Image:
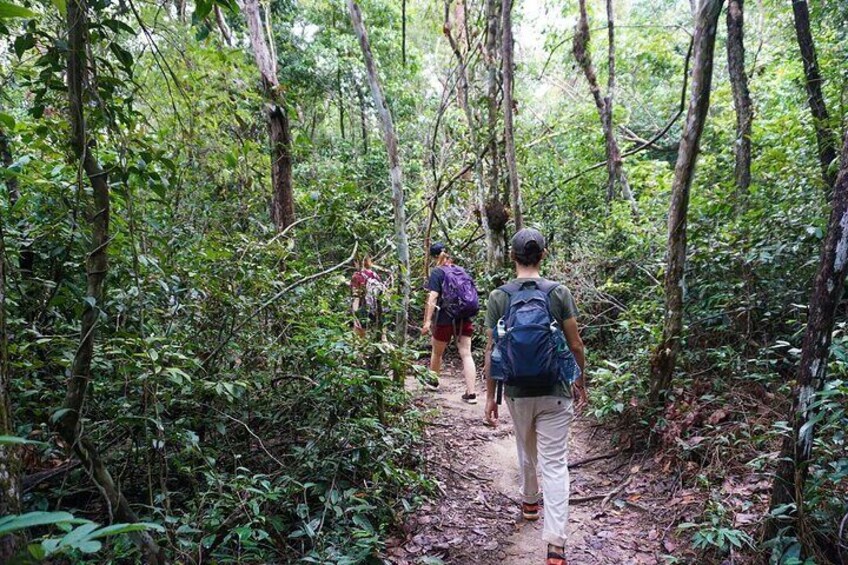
[726,0,752,201]
[484,0,504,269]
[242,0,296,231]
[443,1,494,271]
[501,0,524,231]
[649,0,724,403]
[573,0,637,213]
[348,0,411,343]
[791,0,837,190]
[55,0,163,561]
[765,128,848,546]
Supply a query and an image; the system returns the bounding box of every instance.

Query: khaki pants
[506,395,575,547]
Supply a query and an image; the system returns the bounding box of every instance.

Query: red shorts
[433,320,473,343]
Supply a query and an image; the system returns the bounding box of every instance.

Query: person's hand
[353,318,362,330]
[421,322,431,336]
[573,379,588,412]
[485,397,499,427]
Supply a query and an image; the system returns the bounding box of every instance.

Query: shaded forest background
[0,0,846,562]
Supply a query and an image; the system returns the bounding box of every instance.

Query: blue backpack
[490,279,580,388]
[439,265,480,319]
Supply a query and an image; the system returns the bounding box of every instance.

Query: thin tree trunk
[242,0,296,231]
[649,0,724,403]
[348,0,411,344]
[55,0,163,561]
[402,0,407,67]
[573,0,637,213]
[214,5,233,46]
[791,0,837,189]
[0,158,23,565]
[501,0,524,231]
[356,82,369,155]
[727,0,752,202]
[337,66,345,140]
[484,0,504,269]
[0,129,32,276]
[766,128,848,546]
[443,1,494,272]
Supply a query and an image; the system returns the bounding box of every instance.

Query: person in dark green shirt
[483,228,587,565]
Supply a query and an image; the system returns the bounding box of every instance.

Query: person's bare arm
[563,317,588,409]
[484,329,498,425]
[421,290,439,335]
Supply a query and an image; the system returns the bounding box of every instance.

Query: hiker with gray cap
[483,228,587,565]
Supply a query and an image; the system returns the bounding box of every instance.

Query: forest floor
[385,355,708,565]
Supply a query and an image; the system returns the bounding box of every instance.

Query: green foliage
[2,0,847,561]
[678,500,755,555]
[0,511,163,562]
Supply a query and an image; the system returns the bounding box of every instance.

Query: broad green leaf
[89,522,164,539]
[59,522,99,548]
[76,540,103,553]
[0,434,48,447]
[0,1,36,19]
[50,407,73,424]
[0,512,78,535]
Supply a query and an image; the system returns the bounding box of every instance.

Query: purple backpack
[440,265,480,319]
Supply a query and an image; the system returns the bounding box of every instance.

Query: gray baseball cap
[511,228,546,258]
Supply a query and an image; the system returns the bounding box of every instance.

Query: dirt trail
[388,358,694,564]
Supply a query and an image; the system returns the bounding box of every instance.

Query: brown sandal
[546,545,567,565]
[521,501,540,520]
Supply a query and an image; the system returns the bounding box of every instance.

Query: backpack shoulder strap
[535,278,561,296]
[498,282,523,296]
[534,279,561,321]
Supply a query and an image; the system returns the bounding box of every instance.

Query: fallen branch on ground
[569,449,621,469]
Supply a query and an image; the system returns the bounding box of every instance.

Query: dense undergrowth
[3,0,848,563]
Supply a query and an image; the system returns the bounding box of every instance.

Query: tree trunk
[0,163,23,565]
[765,128,848,547]
[242,0,296,231]
[649,0,724,404]
[443,1,494,272]
[0,129,32,276]
[356,82,369,155]
[573,0,637,213]
[791,0,837,190]
[484,0,504,269]
[337,66,345,140]
[348,0,411,344]
[727,0,752,201]
[501,0,524,231]
[56,0,164,561]
[402,0,407,68]
[214,5,233,47]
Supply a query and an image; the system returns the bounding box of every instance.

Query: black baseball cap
[429,242,446,257]
[511,228,546,258]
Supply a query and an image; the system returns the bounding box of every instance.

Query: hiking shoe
[546,545,567,565]
[462,393,477,404]
[521,501,540,521]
